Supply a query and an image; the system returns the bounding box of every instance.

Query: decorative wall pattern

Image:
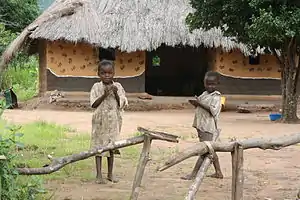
[212,48,281,79]
[46,41,145,78]
[114,51,145,77]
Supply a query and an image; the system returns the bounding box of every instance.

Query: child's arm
[112,85,120,107]
[197,101,211,113]
[91,86,109,108]
[113,83,128,109]
[198,94,222,117]
[188,95,210,110]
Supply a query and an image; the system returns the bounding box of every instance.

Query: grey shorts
[197,129,213,142]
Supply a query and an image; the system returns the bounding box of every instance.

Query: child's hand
[111,85,118,94]
[195,95,201,101]
[188,99,199,107]
[104,87,110,96]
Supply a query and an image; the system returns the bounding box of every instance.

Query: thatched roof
[28,0,250,54]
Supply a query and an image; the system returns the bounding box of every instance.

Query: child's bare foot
[180,174,195,180]
[107,176,119,183]
[207,173,224,179]
[95,178,106,184]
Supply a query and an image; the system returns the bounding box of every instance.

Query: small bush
[0,100,46,199]
[1,56,38,101]
[0,23,38,101]
[0,23,16,55]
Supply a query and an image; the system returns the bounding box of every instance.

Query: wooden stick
[130,135,152,200]
[184,156,211,200]
[17,127,178,175]
[231,144,244,200]
[158,132,300,172]
[137,127,179,143]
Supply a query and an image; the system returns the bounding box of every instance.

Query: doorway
[145,45,208,96]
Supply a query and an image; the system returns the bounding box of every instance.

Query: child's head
[204,71,219,93]
[98,60,115,84]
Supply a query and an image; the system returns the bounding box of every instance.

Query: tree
[187,0,300,123]
[0,23,16,55]
[0,0,40,33]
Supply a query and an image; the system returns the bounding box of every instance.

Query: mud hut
[1,0,283,96]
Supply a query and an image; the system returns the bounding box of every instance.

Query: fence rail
[3,128,299,200]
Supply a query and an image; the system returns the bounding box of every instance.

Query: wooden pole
[130,134,152,200]
[184,156,211,200]
[38,39,47,97]
[231,143,244,200]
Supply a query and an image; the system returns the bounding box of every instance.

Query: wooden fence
[1,127,299,200]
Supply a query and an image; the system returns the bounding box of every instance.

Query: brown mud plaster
[46,41,145,77]
[213,49,281,79]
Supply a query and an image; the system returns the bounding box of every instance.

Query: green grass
[0,118,180,200]
[0,120,143,183]
[0,120,90,181]
[18,121,92,181]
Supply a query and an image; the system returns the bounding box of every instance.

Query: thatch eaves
[29,0,250,54]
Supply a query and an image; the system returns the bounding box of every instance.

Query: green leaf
[187,0,300,49]
[15,142,25,148]
[14,133,24,137]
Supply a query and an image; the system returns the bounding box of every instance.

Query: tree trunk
[281,38,299,123]
[130,135,152,200]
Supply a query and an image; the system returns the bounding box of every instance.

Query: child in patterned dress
[181,71,223,180]
[90,60,128,184]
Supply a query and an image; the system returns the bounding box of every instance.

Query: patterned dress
[90,81,128,157]
[192,91,221,140]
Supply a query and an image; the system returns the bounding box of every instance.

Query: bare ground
[3,109,300,200]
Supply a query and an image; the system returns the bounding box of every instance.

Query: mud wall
[45,41,145,92]
[211,48,283,94]
[213,48,281,79]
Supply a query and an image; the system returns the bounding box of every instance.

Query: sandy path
[3,109,300,200]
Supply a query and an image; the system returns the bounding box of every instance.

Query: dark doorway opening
[99,47,116,61]
[145,45,208,96]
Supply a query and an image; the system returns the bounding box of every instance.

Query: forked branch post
[129,128,179,200]
[184,156,211,200]
[130,134,152,200]
[231,144,244,200]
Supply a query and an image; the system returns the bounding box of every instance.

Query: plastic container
[3,89,18,109]
[269,113,282,121]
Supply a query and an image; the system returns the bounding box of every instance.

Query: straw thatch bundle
[30,0,249,52]
[0,0,252,73]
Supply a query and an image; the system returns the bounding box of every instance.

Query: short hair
[205,71,220,83]
[205,71,219,79]
[98,60,115,75]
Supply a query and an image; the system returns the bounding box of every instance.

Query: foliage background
[0,0,40,101]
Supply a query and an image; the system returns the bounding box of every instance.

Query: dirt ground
[3,109,300,200]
